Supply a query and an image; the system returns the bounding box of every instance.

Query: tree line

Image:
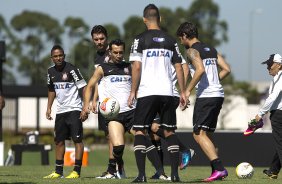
[0,0,260,103]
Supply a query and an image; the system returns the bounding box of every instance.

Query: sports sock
[152,139,164,165]
[55,159,64,175]
[166,134,180,178]
[74,159,82,175]
[211,158,224,171]
[107,158,117,175]
[134,134,147,178]
[113,145,125,166]
[178,138,189,152]
[145,136,164,175]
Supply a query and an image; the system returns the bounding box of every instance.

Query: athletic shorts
[54,110,83,143]
[153,97,179,125]
[133,95,177,131]
[105,109,134,133]
[193,97,224,133]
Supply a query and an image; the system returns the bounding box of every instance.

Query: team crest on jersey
[124,67,129,74]
[153,37,165,42]
[62,72,68,81]
[204,47,210,51]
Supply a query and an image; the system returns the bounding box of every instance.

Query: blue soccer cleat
[179,149,195,170]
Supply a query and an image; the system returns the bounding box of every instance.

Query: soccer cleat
[263,169,278,179]
[131,176,147,183]
[116,165,126,179]
[244,119,264,136]
[171,175,180,182]
[43,171,63,179]
[180,149,195,170]
[204,169,228,182]
[96,172,117,179]
[65,171,80,178]
[150,172,171,180]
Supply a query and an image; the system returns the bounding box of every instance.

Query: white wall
[14,96,270,131]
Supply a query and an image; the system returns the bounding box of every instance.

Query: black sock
[152,139,164,165]
[113,145,125,166]
[107,158,117,174]
[156,128,165,139]
[166,134,179,178]
[134,134,147,178]
[55,160,64,175]
[145,136,164,175]
[211,158,224,171]
[178,137,188,152]
[74,159,82,175]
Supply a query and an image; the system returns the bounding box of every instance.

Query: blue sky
[1,0,281,83]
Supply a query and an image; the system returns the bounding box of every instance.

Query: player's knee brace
[113,145,125,160]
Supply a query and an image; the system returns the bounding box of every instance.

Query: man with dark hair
[44,44,87,179]
[176,22,231,181]
[82,39,133,179]
[90,25,122,179]
[128,4,188,182]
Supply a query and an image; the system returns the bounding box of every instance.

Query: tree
[10,10,63,85]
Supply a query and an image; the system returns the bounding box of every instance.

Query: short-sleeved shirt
[129,29,182,98]
[47,62,87,114]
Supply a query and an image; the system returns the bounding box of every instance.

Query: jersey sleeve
[129,35,143,62]
[70,67,87,89]
[47,70,55,91]
[171,42,182,65]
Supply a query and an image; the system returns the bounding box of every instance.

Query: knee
[55,141,64,146]
[72,136,83,143]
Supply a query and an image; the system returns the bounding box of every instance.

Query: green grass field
[0,147,281,183]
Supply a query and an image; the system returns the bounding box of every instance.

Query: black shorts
[193,97,224,133]
[54,110,83,143]
[153,97,179,125]
[105,109,134,133]
[133,95,177,131]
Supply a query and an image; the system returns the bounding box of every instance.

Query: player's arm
[128,61,141,107]
[91,83,99,113]
[46,89,56,120]
[82,66,103,113]
[185,48,205,96]
[182,62,189,86]
[217,53,231,80]
[174,62,188,110]
[0,90,5,110]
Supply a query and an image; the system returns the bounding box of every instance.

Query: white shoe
[96,172,117,179]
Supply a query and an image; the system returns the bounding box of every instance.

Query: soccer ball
[236,162,254,179]
[99,97,120,119]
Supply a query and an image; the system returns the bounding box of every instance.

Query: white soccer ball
[99,97,120,119]
[236,162,254,179]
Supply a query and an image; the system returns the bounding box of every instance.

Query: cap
[261,54,282,65]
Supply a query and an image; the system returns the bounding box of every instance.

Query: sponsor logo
[110,76,131,82]
[147,50,170,57]
[70,70,79,82]
[54,83,71,89]
[174,43,182,57]
[152,37,165,42]
[131,39,139,53]
[204,58,217,66]
[204,47,210,51]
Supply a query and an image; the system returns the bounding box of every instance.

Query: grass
[0,147,281,183]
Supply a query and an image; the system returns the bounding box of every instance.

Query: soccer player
[90,25,119,179]
[128,4,188,182]
[81,39,134,179]
[44,45,87,179]
[176,22,231,181]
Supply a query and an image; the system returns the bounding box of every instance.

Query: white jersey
[190,42,224,98]
[129,29,183,98]
[99,62,135,113]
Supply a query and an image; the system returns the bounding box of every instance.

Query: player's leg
[263,151,280,179]
[44,112,67,178]
[159,96,180,182]
[66,111,84,178]
[132,96,157,183]
[193,97,227,181]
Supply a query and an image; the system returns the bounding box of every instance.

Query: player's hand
[80,107,89,122]
[179,91,190,111]
[46,108,53,120]
[127,92,136,108]
[255,115,262,122]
